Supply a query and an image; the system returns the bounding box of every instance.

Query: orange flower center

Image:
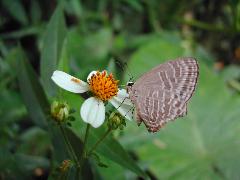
[88,71,119,101]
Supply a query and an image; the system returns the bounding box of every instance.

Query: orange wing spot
[71,78,81,83]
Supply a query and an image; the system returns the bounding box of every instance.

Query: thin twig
[80,124,91,164]
[88,128,112,156]
[59,125,81,169]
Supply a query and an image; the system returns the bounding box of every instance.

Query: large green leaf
[17,48,67,159]
[121,34,240,179]
[67,28,112,78]
[18,48,70,159]
[95,155,138,180]
[0,89,26,124]
[40,6,67,97]
[18,49,48,128]
[18,127,50,156]
[0,149,49,179]
[123,32,184,83]
[89,128,146,178]
[72,122,146,178]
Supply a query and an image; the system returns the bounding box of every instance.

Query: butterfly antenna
[115,60,124,72]
[115,59,135,82]
[123,62,135,82]
[115,97,128,110]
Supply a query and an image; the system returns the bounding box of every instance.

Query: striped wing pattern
[130,58,199,132]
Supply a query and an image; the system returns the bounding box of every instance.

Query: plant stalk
[59,124,81,169]
[88,128,112,156]
[80,124,91,162]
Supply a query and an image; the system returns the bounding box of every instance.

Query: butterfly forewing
[129,57,199,132]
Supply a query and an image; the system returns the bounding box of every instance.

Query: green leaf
[40,6,67,97]
[96,156,131,180]
[229,0,240,30]
[90,128,146,177]
[0,149,27,179]
[0,26,42,39]
[123,32,184,83]
[57,38,70,72]
[220,65,240,81]
[15,153,49,171]
[68,0,83,18]
[64,128,95,179]
[1,0,28,25]
[67,28,112,78]
[122,0,143,12]
[106,58,117,76]
[18,127,50,156]
[122,34,240,179]
[0,149,49,179]
[70,119,146,177]
[106,58,122,80]
[0,89,26,124]
[18,49,48,128]
[17,47,68,160]
[91,153,108,168]
[30,0,42,24]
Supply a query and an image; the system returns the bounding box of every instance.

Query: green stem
[88,128,112,156]
[80,124,91,163]
[59,125,81,169]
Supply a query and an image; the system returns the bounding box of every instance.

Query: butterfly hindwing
[129,57,199,132]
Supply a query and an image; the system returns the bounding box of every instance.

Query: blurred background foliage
[0,0,240,179]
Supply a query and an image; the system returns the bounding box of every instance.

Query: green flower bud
[51,101,70,123]
[107,111,126,130]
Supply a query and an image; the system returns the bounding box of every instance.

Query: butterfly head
[127,81,134,86]
[126,81,134,93]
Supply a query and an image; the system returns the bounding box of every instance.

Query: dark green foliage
[0,0,240,179]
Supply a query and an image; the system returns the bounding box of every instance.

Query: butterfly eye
[127,82,134,86]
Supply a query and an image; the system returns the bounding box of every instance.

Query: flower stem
[59,124,81,169]
[81,124,91,162]
[88,128,112,156]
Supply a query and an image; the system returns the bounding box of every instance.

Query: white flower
[51,70,134,128]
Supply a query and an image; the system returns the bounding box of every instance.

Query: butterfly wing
[130,57,199,132]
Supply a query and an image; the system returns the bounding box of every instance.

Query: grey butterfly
[126,57,199,132]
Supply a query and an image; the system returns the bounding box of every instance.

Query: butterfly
[126,57,199,132]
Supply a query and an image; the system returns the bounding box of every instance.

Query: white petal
[87,71,98,82]
[113,89,132,106]
[109,97,134,121]
[80,97,105,128]
[51,71,89,93]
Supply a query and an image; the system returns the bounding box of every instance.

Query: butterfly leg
[115,97,128,110]
[123,105,135,121]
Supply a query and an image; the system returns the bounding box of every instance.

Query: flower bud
[107,111,126,130]
[51,101,70,123]
[59,159,72,172]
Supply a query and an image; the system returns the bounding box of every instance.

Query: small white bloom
[51,70,133,128]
